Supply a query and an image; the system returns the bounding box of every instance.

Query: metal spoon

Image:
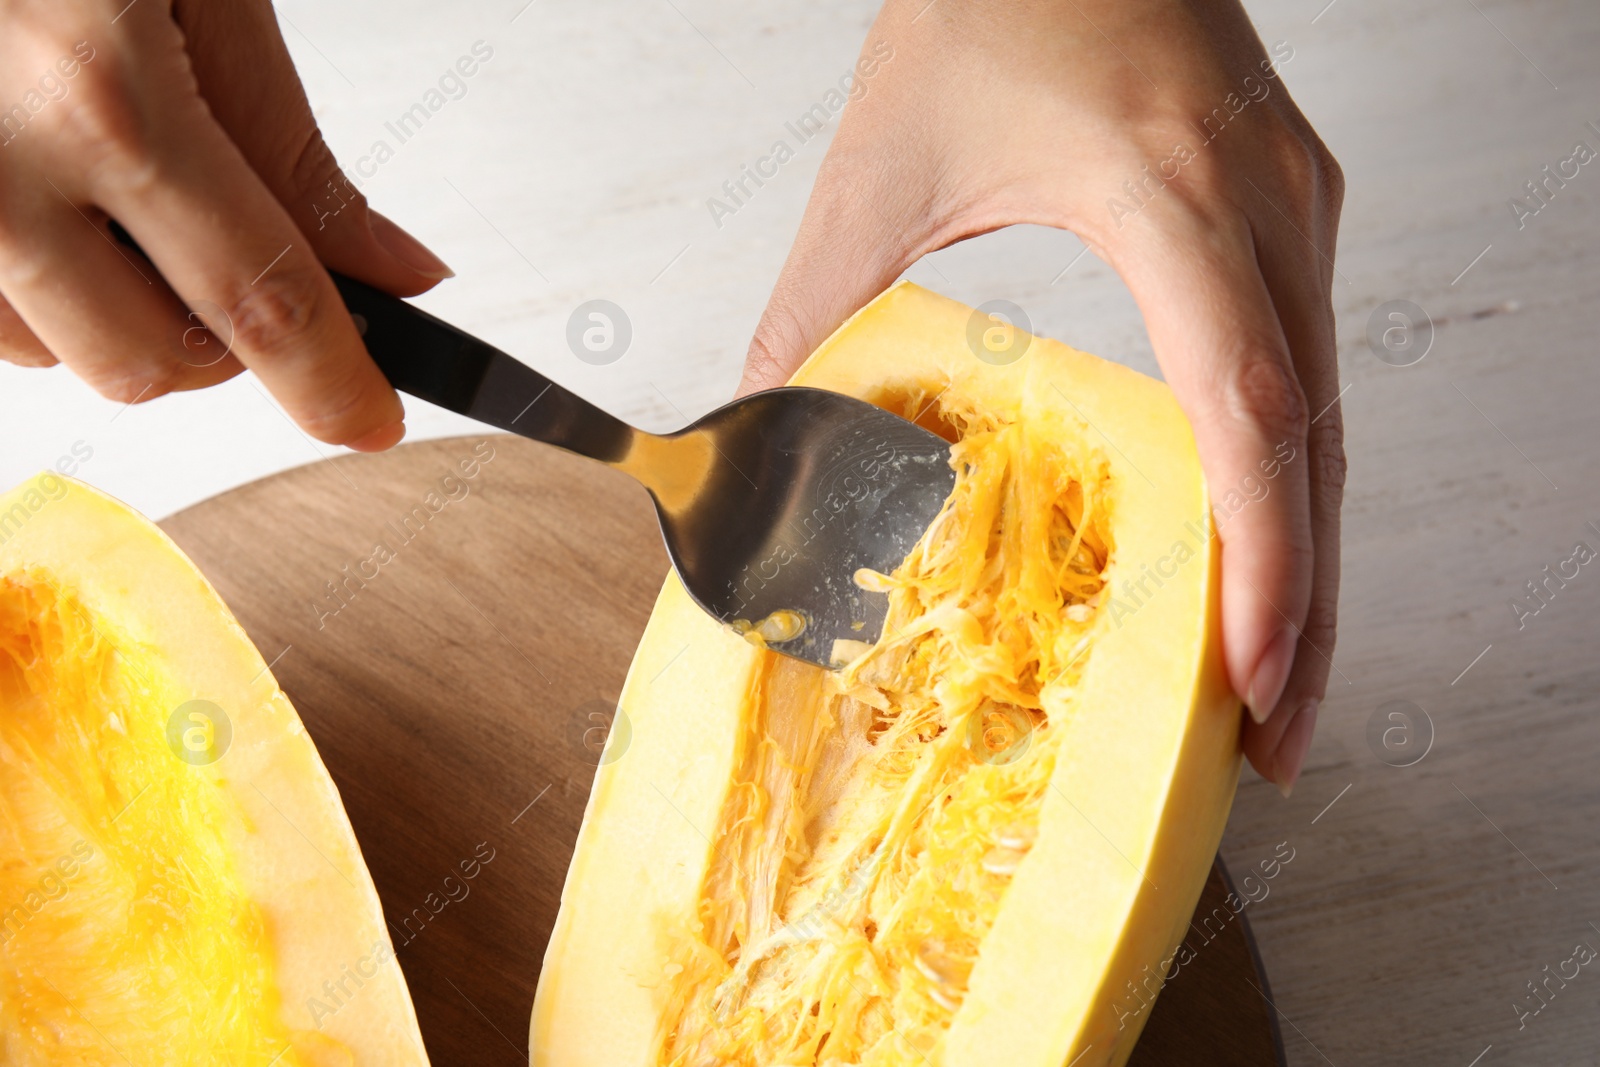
[332,275,955,669]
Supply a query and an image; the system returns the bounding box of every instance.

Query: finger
[1237,317,1339,792]
[0,292,55,368]
[0,194,242,403]
[1239,154,1346,794]
[1110,201,1315,737]
[740,149,937,396]
[76,27,404,449]
[176,0,451,295]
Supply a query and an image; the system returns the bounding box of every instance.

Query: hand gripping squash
[530,282,1243,1067]
[0,476,426,1065]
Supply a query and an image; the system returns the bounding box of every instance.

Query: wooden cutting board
[159,435,1284,1067]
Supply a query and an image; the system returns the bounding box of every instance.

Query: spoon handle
[332,273,636,464]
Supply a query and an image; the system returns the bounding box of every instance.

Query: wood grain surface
[160,435,1283,1066]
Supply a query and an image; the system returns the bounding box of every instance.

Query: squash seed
[729,609,808,646]
[914,939,971,990]
[753,609,807,643]
[927,982,963,1012]
[981,845,1027,877]
[853,567,895,592]
[994,823,1038,852]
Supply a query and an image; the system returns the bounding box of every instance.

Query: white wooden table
[3,1,1596,1063]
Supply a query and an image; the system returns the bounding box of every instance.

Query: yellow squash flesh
[530,282,1242,1067]
[0,476,427,1066]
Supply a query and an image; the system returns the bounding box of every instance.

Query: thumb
[178,0,452,296]
[740,157,936,396]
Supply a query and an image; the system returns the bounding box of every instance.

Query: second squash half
[531,281,1242,1067]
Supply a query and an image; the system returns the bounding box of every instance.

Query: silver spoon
[333,275,955,669]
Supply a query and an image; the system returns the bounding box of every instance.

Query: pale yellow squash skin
[530,281,1241,1067]
[0,476,428,1066]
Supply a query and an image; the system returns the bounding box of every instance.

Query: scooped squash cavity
[529,281,1242,1067]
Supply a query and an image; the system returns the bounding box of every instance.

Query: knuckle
[1315,142,1345,209]
[1151,149,1233,220]
[745,287,824,389]
[1268,133,1320,197]
[285,127,336,190]
[224,267,324,355]
[0,174,19,240]
[58,64,158,165]
[0,343,58,369]
[742,326,798,391]
[0,301,52,367]
[1266,127,1345,224]
[0,248,47,290]
[1224,116,1346,237]
[292,369,382,442]
[83,362,176,405]
[1301,597,1340,659]
[284,128,365,230]
[59,44,207,195]
[1309,414,1348,498]
[1226,354,1309,448]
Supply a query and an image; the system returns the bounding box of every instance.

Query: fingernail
[370,211,454,280]
[348,421,405,452]
[1273,699,1319,798]
[1246,627,1297,724]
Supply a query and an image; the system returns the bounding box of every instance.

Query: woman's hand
[741,0,1344,794]
[0,0,452,449]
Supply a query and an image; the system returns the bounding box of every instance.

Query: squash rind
[529,282,1241,1067]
